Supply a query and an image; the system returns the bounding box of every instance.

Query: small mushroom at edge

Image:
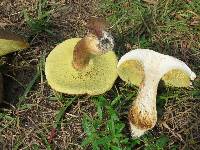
[117,49,196,137]
[45,17,118,95]
[0,29,29,104]
[0,29,29,56]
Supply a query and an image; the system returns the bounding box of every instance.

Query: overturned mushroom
[117,49,196,137]
[0,29,29,103]
[45,17,118,95]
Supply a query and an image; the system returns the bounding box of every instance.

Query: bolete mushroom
[117,49,196,137]
[0,29,29,103]
[0,29,29,56]
[45,17,118,95]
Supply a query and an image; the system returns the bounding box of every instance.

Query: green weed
[82,96,170,150]
[141,134,170,150]
[82,96,134,150]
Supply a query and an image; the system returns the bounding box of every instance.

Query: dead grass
[0,0,99,149]
[0,0,200,150]
[158,90,200,149]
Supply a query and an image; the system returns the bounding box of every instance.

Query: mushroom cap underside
[117,49,196,87]
[0,29,29,56]
[45,38,118,95]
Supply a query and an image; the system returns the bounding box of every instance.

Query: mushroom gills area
[162,69,191,87]
[0,39,28,56]
[45,38,118,95]
[117,60,144,86]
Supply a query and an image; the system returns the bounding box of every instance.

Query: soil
[0,0,199,150]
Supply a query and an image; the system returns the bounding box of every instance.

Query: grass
[0,0,200,149]
[82,96,171,150]
[97,0,200,149]
[23,0,54,34]
[82,96,133,150]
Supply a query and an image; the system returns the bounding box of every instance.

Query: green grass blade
[54,97,77,129]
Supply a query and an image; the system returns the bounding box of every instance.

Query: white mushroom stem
[129,75,160,137]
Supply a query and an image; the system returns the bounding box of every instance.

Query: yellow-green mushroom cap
[0,29,29,56]
[45,38,118,95]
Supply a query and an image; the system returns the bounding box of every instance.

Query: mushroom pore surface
[45,38,118,95]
